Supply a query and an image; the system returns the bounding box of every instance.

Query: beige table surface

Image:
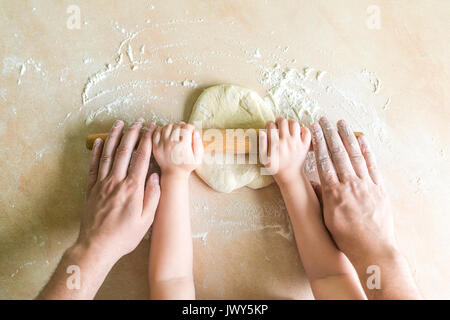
[0,0,449,299]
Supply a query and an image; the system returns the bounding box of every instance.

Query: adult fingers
[128,122,157,183]
[358,135,382,185]
[87,138,103,195]
[311,122,339,187]
[111,118,145,180]
[337,120,370,180]
[276,118,289,139]
[142,173,161,222]
[319,117,356,182]
[98,120,124,180]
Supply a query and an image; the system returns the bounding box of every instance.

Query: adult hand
[311,117,420,299]
[311,117,396,261]
[78,118,161,262]
[38,119,161,299]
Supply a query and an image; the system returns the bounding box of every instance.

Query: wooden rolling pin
[86,129,363,153]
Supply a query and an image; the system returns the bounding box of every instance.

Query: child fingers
[258,130,268,166]
[142,172,161,222]
[192,129,204,163]
[180,124,194,153]
[337,120,370,180]
[288,119,300,138]
[111,118,144,180]
[266,121,278,157]
[87,138,103,195]
[98,120,124,181]
[181,123,195,140]
[301,126,311,146]
[162,123,173,141]
[153,127,162,146]
[276,117,289,139]
[267,123,279,160]
[170,123,182,142]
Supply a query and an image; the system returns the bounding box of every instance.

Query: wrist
[349,244,420,299]
[70,239,118,269]
[350,243,402,272]
[276,172,308,191]
[161,170,191,182]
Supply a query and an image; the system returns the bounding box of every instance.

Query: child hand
[152,122,204,179]
[259,117,311,186]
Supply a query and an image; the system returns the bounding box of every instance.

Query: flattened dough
[189,84,275,193]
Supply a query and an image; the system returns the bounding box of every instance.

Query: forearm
[349,246,421,299]
[279,176,352,278]
[278,176,364,299]
[36,242,116,299]
[148,173,195,299]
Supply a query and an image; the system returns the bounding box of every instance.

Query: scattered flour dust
[192,232,209,244]
[71,18,391,244]
[192,196,293,245]
[182,79,198,88]
[258,63,391,175]
[9,261,36,278]
[0,88,6,101]
[79,21,199,125]
[2,56,47,85]
[190,63,391,243]
[260,64,320,125]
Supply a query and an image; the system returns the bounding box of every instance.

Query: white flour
[192,232,209,244]
[74,17,391,246]
[2,56,47,85]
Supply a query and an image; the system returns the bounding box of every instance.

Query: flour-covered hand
[78,119,161,262]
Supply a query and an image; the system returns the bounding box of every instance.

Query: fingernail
[94,138,101,147]
[114,120,123,128]
[359,135,367,143]
[150,173,159,184]
[133,118,145,126]
[312,123,320,131]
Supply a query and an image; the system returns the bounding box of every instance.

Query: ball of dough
[189,84,275,193]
